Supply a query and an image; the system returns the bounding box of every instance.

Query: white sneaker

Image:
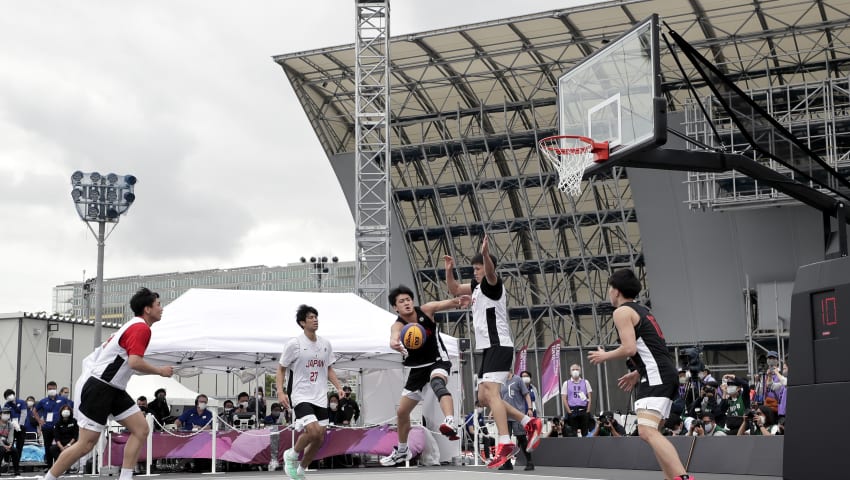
[380,446,412,466]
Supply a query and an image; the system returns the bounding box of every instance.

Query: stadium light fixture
[70,171,137,348]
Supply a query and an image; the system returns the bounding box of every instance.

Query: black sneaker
[524,463,535,471]
[498,462,513,470]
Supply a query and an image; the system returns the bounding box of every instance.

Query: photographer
[687,381,722,420]
[688,412,726,437]
[588,411,626,437]
[737,405,780,436]
[662,414,685,436]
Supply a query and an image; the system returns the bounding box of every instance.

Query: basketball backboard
[558,14,666,176]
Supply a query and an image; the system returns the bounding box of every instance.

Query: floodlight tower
[354,0,391,309]
[70,171,137,347]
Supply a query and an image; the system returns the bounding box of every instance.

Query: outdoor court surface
[32,465,781,480]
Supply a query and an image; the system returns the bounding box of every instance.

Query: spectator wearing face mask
[338,386,360,426]
[233,392,251,417]
[758,351,785,414]
[773,361,789,420]
[519,371,538,416]
[718,374,750,431]
[738,405,780,436]
[3,389,27,475]
[0,407,21,476]
[688,412,726,437]
[698,368,715,386]
[327,393,345,425]
[23,396,40,434]
[48,405,78,465]
[264,403,284,426]
[147,388,171,430]
[174,395,213,432]
[37,381,71,469]
[561,364,592,436]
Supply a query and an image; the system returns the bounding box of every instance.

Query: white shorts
[634,396,674,419]
[479,371,511,385]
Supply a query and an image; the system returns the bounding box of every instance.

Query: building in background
[52,260,355,324]
[275,0,849,414]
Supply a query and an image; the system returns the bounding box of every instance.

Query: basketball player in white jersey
[276,304,344,480]
[43,288,174,480]
[445,236,543,469]
[588,269,693,480]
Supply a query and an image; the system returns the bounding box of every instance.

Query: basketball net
[537,136,608,198]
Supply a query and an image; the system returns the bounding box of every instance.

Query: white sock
[498,435,511,444]
[297,465,305,475]
[443,415,454,425]
[397,442,408,452]
[119,468,134,480]
[44,473,58,480]
[520,416,531,426]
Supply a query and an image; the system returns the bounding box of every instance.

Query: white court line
[435,470,600,480]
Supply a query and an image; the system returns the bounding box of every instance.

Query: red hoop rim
[538,135,609,161]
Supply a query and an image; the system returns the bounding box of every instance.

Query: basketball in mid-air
[401,323,427,350]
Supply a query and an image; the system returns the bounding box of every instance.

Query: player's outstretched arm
[390,321,406,353]
[444,255,471,296]
[481,235,498,286]
[419,295,472,318]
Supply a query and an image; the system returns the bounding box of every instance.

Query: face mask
[26,401,34,408]
[158,394,166,400]
[727,386,738,395]
[521,376,531,384]
[704,423,714,433]
[0,414,9,421]
[767,359,779,368]
[224,408,233,414]
[271,411,280,418]
[240,401,248,408]
[6,394,15,402]
[197,403,207,410]
[698,373,705,380]
[329,402,338,411]
[679,377,687,385]
[571,370,581,379]
[61,410,71,418]
[47,389,57,397]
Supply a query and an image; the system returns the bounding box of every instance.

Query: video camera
[678,347,705,377]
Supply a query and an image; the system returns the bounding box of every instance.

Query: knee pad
[430,376,451,400]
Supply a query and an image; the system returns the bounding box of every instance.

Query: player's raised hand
[481,235,489,255]
[444,255,454,270]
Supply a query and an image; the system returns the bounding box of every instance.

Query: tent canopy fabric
[145,289,445,373]
[126,375,220,407]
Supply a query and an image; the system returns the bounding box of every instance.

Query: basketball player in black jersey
[380,285,471,466]
[588,269,693,480]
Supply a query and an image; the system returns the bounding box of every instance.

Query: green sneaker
[284,448,299,479]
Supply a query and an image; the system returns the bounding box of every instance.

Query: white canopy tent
[144,288,462,462]
[126,375,221,407]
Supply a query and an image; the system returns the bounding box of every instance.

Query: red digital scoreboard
[812,289,838,339]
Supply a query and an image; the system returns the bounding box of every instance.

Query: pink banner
[106,425,426,465]
[540,339,562,403]
[514,345,528,374]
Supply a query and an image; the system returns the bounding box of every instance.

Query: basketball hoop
[537,135,609,197]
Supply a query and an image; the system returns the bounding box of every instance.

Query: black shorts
[404,360,452,392]
[78,377,137,429]
[635,381,679,401]
[477,346,514,379]
[293,402,329,426]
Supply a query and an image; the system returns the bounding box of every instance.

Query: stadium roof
[274,0,850,157]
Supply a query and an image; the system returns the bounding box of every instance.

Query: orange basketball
[401,323,427,350]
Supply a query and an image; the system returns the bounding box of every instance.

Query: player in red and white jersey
[276,304,344,480]
[44,288,173,480]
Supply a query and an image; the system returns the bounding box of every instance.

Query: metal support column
[354,0,391,308]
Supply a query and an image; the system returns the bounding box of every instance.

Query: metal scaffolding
[354,0,392,308]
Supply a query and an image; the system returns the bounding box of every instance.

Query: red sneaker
[524,417,543,451]
[439,423,460,441]
[486,443,519,469]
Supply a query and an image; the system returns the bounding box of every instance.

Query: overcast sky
[0,1,596,313]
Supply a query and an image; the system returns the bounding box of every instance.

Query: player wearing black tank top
[588,269,693,480]
[380,285,471,467]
